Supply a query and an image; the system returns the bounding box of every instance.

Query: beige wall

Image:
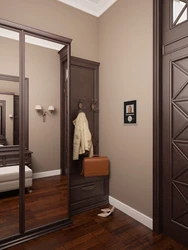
[99,0,153,217]
[0,0,153,217]
[0,94,14,145]
[0,80,19,95]
[0,0,98,61]
[25,42,60,173]
[0,37,19,76]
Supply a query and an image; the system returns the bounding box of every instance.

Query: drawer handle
[82,184,96,191]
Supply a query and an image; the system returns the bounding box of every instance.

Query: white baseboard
[33,169,61,179]
[109,196,153,229]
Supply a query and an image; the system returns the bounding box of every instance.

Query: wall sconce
[48,105,55,113]
[35,105,55,122]
[35,105,42,112]
[35,105,46,122]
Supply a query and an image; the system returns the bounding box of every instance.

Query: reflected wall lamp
[48,105,55,113]
[35,105,56,122]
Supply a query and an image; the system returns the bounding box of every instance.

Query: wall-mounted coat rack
[77,98,98,112]
[91,99,98,112]
[78,97,86,111]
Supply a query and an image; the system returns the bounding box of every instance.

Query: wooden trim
[94,63,99,154]
[59,46,68,176]
[58,45,71,217]
[19,30,25,234]
[33,169,61,179]
[0,220,72,250]
[71,56,100,69]
[109,196,153,229]
[0,100,6,144]
[25,79,29,153]
[0,74,24,82]
[59,47,68,59]
[71,200,108,215]
[0,18,72,45]
[0,92,15,95]
[67,44,71,219]
[153,0,162,233]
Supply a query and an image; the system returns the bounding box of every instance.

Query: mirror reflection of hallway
[25,35,68,230]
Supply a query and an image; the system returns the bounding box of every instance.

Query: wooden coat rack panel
[58,54,109,215]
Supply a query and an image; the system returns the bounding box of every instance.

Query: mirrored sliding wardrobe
[0,18,71,249]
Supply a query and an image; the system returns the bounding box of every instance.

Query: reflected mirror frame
[0,18,72,249]
[0,74,29,151]
[0,100,6,144]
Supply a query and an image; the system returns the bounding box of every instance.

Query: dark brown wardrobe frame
[153,0,163,233]
[0,18,72,249]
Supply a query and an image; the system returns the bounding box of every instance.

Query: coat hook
[78,98,86,110]
[78,103,82,109]
[91,99,98,112]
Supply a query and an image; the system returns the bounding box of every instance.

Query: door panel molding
[155,0,188,245]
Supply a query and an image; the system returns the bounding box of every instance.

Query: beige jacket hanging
[73,112,93,160]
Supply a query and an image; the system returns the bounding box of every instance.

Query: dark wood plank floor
[25,175,68,231]
[7,206,188,250]
[0,189,19,239]
[0,175,68,239]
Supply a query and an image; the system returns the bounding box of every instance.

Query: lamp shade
[35,105,42,111]
[48,105,55,111]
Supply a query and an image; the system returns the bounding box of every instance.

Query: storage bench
[71,174,109,214]
[0,165,32,192]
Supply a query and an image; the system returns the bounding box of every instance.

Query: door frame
[153,0,163,233]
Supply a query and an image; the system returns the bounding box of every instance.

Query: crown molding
[57,0,117,17]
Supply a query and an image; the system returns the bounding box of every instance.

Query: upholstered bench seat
[0,165,32,192]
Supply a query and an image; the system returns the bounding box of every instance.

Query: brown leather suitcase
[82,155,109,177]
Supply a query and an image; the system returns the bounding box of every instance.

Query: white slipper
[98,206,115,217]
[100,208,111,213]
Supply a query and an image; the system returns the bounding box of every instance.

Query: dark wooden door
[162,0,188,246]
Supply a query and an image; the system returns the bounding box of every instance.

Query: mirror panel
[0,28,20,239]
[25,34,68,230]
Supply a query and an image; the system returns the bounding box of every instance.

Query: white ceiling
[57,0,117,17]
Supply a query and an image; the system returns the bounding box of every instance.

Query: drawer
[71,180,104,203]
[71,174,108,186]
[71,195,109,214]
